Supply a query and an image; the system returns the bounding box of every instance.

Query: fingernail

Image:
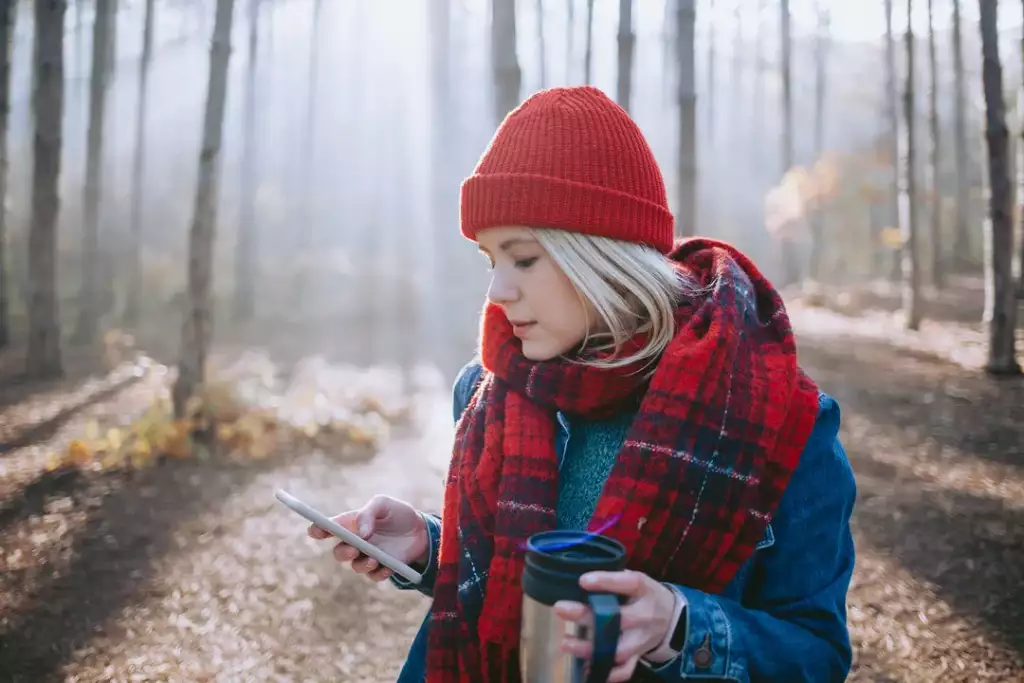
[359,521,370,537]
[580,574,595,587]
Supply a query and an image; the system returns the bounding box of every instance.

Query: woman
[308,86,857,683]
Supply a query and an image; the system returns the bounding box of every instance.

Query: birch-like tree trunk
[884,0,902,280]
[27,0,66,380]
[927,0,943,288]
[125,0,155,324]
[0,0,15,349]
[900,0,922,329]
[706,0,716,145]
[616,0,634,112]
[173,0,237,417]
[233,0,259,322]
[292,0,321,311]
[75,0,114,344]
[952,0,969,262]
[566,0,574,84]
[429,0,451,367]
[676,0,697,237]
[491,0,521,125]
[1019,0,1024,298]
[584,0,594,84]
[809,4,830,283]
[978,0,1020,375]
[535,0,546,88]
[752,0,766,171]
[779,0,799,284]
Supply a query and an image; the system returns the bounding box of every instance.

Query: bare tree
[292,0,322,310]
[752,0,767,170]
[779,0,798,284]
[27,0,66,380]
[491,0,521,125]
[584,0,594,84]
[125,0,156,324]
[809,3,830,283]
[536,0,546,88]
[75,0,114,344]
[616,0,634,112]
[900,0,922,329]
[884,0,901,280]
[676,0,697,237]
[952,0,969,264]
[0,0,14,349]
[173,0,237,417]
[233,0,259,322]
[978,0,1020,375]
[706,0,716,144]
[566,0,574,83]
[927,0,943,288]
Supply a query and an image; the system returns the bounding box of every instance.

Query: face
[477,226,594,361]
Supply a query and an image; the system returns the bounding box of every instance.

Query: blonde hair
[531,228,702,372]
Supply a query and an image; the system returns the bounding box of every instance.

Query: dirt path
[0,313,1022,682]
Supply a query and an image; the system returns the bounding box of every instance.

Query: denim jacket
[392,361,857,682]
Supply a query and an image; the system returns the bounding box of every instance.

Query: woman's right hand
[307,494,429,583]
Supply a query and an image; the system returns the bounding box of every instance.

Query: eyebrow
[478,237,539,253]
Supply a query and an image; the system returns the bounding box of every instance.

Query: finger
[553,600,588,623]
[308,510,358,539]
[580,570,645,596]
[607,655,640,683]
[356,495,392,537]
[560,635,592,659]
[613,628,652,665]
[333,542,362,564]
[351,555,380,574]
[367,565,394,582]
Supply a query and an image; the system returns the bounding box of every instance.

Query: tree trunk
[952,0,970,264]
[125,0,155,325]
[616,0,634,112]
[900,0,922,330]
[173,0,237,417]
[0,0,15,349]
[75,0,114,344]
[927,0,944,289]
[27,0,66,380]
[978,0,1021,375]
[676,0,697,237]
[1019,0,1024,299]
[429,0,451,368]
[752,0,766,171]
[566,0,574,84]
[535,0,546,88]
[233,0,259,323]
[292,0,321,311]
[583,0,594,85]
[885,0,902,280]
[491,0,521,125]
[705,0,716,146]
[809,4,829,283]
[779,0,799,284]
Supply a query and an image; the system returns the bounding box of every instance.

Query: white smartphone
[275,488,424,585]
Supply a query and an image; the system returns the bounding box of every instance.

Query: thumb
[356,496,390,538]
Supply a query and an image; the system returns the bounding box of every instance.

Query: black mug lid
[522,531,627,605]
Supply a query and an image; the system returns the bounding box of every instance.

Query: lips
[509,320,536,336]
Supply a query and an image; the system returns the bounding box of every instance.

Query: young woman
[308,86,857,683]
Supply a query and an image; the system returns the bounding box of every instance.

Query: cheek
[529,268,590,340]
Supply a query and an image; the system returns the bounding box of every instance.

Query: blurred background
[0,1,1022,681]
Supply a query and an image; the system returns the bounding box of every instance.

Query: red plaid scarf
[426,238,821,683]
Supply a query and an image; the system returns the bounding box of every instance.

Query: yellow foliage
[68,439,93,467]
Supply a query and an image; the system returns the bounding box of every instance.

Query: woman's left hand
[554,569,678,683]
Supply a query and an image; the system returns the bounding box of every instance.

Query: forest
[0,0,1022,681]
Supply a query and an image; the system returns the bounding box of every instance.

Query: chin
[520,340,570,362]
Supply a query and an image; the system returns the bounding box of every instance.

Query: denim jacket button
[693,634,714,669]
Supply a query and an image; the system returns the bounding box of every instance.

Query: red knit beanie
[460,86,676,254]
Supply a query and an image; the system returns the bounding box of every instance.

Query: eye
[514,257,538,270]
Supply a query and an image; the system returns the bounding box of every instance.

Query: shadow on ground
[0,454,283,683]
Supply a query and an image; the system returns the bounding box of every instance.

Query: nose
[486,268,519,306]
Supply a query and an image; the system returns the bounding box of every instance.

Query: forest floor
[0,275,1022,682]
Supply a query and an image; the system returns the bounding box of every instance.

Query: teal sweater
[556,411,634,530]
